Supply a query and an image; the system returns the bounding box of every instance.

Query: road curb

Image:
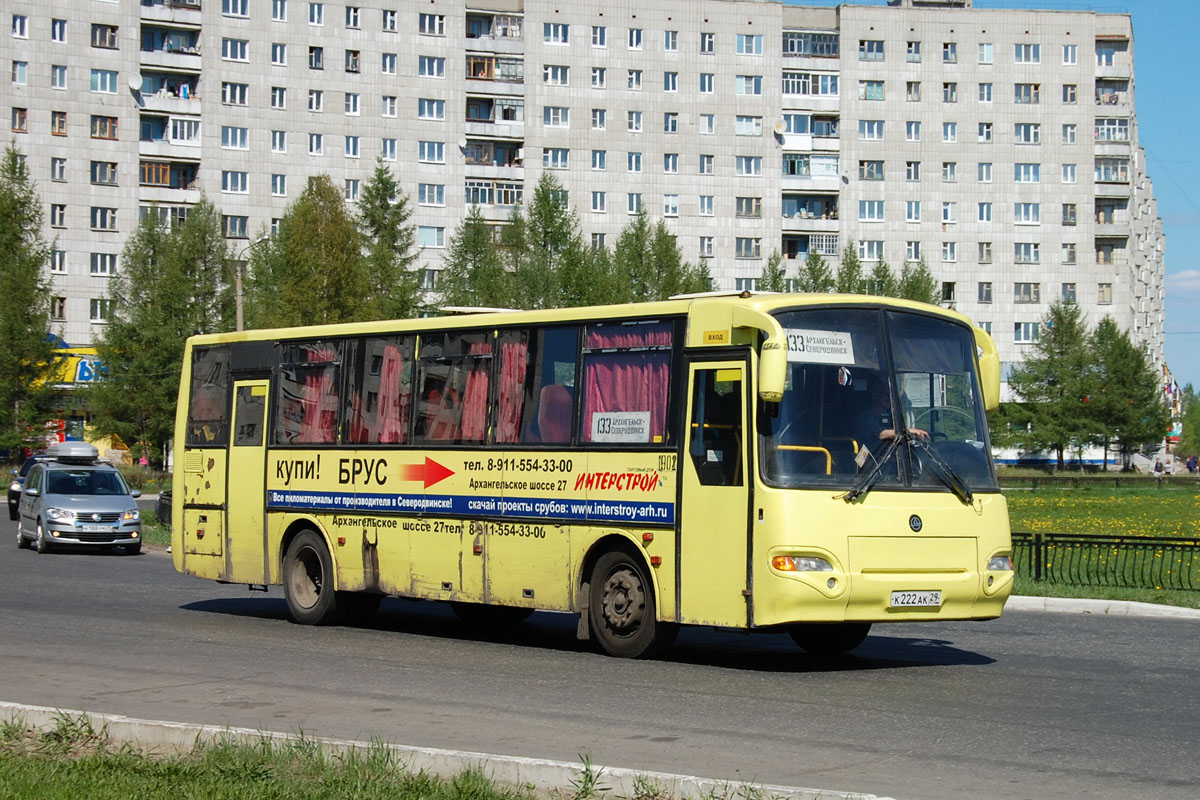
[0,701,892,800]
[1008,595,1200,619]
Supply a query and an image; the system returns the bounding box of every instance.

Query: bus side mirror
[973,327,1001,412]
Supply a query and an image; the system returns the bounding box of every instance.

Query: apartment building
[2,0,1165,390]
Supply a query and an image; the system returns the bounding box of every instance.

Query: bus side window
[580,321,673,445]
[186,346,230,447]
[345,336,413,445]
[414,331,491,444]
[689,370,743,487]
[514,326,579,444]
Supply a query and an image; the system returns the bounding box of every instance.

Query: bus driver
[853,378,928,449]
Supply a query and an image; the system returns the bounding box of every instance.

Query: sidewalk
[1008,595,1200,619]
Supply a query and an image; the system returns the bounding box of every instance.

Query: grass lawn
[1004,483,1200,607]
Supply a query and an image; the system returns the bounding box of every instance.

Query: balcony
[465,13,524,55]
[465,54,524,86]
[139,0,201,25]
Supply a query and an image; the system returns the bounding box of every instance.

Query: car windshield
[758,307,997,494]
[46,469,129,496]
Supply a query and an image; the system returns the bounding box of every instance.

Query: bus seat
[537,384,572,443]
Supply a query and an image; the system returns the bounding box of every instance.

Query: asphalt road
[2,544,1198,800]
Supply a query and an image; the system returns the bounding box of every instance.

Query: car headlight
[123,508,140,521]
[9,481,20,493]
[45,507,75,522]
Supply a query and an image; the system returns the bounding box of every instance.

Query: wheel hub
[601,570,645,634]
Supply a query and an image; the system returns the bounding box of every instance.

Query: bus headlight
[771,555,834,572]
[987,555,1013,571]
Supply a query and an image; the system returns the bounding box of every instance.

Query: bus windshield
[759,307,998,493]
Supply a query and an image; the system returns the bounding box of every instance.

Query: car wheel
[283,530,342,625]
[16,525,28,549]
[8,500,18,522]
[34,520,51,554]
[588,549,676,659]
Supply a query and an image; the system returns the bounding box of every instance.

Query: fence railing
[1011,531,1200,591]
[1002,475,1198,490]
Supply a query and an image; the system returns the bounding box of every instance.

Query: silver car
[15,443,142,555]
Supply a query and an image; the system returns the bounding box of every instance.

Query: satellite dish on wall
[774,120,786,135]
[128,73,144,92]
[458,136,468,150]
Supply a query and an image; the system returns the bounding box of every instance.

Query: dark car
[15,443,142,554]
[7,453,45,521]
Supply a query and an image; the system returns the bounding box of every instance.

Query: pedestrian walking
[1153,458,1164,487]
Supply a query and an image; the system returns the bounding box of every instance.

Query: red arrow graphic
[398,457,455,488]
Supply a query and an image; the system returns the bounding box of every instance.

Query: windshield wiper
[843,437,902,503]
[906,434,974,505]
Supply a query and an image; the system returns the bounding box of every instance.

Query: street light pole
[235,234,270,332]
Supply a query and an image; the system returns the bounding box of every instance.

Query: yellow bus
[172,293,1012,658]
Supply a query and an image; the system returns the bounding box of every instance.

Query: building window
[978,202,992,223]
[90,207,118,231]
[978,83,992,103]
[663,71,678,92]
[591,150,606,171]
[591,191,606,213]
[342,49,359,72]
[663,153,678,174]
[943,122,957,142]
[51,65,66,89]
[859,240,883,261]
[418,184,444,206]
[979,42,993,64]
[271,87,287,109]
[221,170,248,194]
[1014,322,1040,343]
[223,215,248,239]
[308,89,323,112]
[699,154,713,175]
[1062,84,1077,104]
[1014,202,1040,224]
[344,135,359,158]
[942,82,957,103]
[738,197,764,218]
[736,238,762,259]
[418,141,444,164]
[591,68,607,88]
[859,160,884,180]
[1063,164,1077,184]
[90,299,112,323]
[737,156,762,176]
[700,32,714,54]
[592,26,606,48]
[222,82,248,105]
[50,111,67,136]
[344,5,359,28]
[1063,123,1078,144]
[419,99,446,119]
[90,115,117,140]
[859,119,884,140]
[51,157,67,181]
[700,114,715,135]
[1015,43,1040,64]
[1014,123,1040,144]
[626,152,642,173]
[543,22,569,44]
[51,18,66,42]
[978,122,993,142]
[1098,283,1113,304]
[1062,203,1077,226]
[1015,83,1040,104]
[1014,163,1040,183]
[420,55,445,78]
[381,53,397,75]
[906,41,920,62]
[942,202,957,224]
[627,110,642,132]
[906,241,921,262]
[978,242,993,263]
[905,201,920,222]
[942,242,957,262]
[308,46,324,69]
[91,24,118,49]
[978,282,993,303]
[1014,282,1041,303]
[221,126,249,150]
[1015,243,1040,264]
[942,162,957,182]
[51,250,67,274]
[906,81,921,102]
[628,27,643,50]
[590,108,606,130]
[859,40,884,61]
[222,38,249,62]
[12,61,27,85]
[382,138,397,161]
[699,195,714,216]
[664,112,679,133]
[664,30,678,52]
[381,96,397,117]
[50,297,66,321]
[50,204,66,227]
[905,161,920,181]
[90,252,117,276]
[90,70,117,94]
[736,75,763,95]
[543,148,568,169]
[737,34,762,55]
[1061,283,1077,304]
[271,43,287,66]
[382,10,396,31]
[90,160,118,185]
[271,174,287,196]
[627,193,642,214]
[308,2,324,25]
[1062,243,1077,265]
[1063,45,1078,65]
[663,194,679,217]
[699,237,714,258]
[308,133,323,155]
[344,179,360,201]
[943,42,957,63]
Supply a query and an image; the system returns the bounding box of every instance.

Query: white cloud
[1165,269,1200,299]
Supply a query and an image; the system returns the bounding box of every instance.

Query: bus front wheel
[788,622,871,656]
[283,530,341,625]
[588,551,675,659]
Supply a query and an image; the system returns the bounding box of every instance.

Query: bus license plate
[891,590,942,608]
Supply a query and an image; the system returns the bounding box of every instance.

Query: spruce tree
[1087,317,1170,470]
[898,258,941,305]
[758,250,788,293]
[438,206,511,308]
[0,146,56,457]
[358,159,421,320]
[797,251,834,293]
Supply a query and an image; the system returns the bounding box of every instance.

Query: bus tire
[451,602,534,625]
[788,622,871,656]
[283,530,342,625]
[588,550,675,659]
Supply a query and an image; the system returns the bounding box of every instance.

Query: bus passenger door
[678,359,751,627]
[226,381,269,583]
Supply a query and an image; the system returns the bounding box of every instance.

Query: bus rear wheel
[283,530,342,625]
[588,551,675,659]
[788,622,871,656]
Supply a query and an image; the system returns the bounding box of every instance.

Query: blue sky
[787,0,1200,390]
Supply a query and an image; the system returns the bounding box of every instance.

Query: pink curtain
[459,341,492,442]
[495,339,529,443]
[299,346,338,443]
[586,322,673,350]
[376,344,410,443]
[582,353,670,443]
